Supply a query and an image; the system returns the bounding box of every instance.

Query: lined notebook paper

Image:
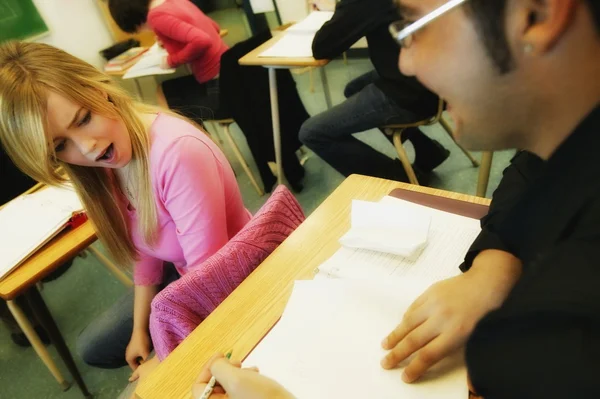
[317,196,481,282]
[0,185,83,280]
[244,279,468,399]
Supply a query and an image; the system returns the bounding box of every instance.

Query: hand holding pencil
[192,353,294,399]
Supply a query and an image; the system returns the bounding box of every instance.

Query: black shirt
[462,105,600,398]
[311,0,439,119]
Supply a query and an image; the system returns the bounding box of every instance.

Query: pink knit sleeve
[147,11,212,67]
[158,135,230,272]
[133,252,164,286]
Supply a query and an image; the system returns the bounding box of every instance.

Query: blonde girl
[0,41,251,377]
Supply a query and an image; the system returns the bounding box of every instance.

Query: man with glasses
[191,0,600,397]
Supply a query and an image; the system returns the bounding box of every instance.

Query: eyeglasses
[389,0,470,48]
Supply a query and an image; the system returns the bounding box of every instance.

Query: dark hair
[108,0,151,33]
[468,0,600,74]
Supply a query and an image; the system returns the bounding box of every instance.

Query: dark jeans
[76,264,180,369]
[299,70,430,180]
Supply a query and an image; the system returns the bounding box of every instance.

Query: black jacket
[462,105,600,398]
[311,0,439,119]
[219,31,307,192]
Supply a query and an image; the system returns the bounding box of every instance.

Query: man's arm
[312,0,391,59]
[461,151,545,271]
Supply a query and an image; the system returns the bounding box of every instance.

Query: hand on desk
[192,354,294,399]
[380,249,522,383]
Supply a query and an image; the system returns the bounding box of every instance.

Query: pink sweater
[120,114,251,286]
[147,0,228,83]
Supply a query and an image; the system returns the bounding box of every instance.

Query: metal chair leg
[439,117,480,167]
[391,129,419,185]
[477,152,494,197]
[221,124,265,197]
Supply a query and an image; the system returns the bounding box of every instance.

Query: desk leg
[133,78,143,101]
[6,299,71,392]
[268,67,284,186]
[477,151,494,197]
[25,288,92,398]
[319,67,332,109]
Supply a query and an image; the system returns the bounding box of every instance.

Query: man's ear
[519,0,577,54]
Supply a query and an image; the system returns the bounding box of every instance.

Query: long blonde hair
[0,41,162,268]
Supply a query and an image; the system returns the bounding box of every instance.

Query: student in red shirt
[109,0,228,122]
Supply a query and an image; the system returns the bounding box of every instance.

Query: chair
[149,185,305,360]
[383,99,480,185]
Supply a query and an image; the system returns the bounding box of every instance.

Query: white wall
[33,0,114,68]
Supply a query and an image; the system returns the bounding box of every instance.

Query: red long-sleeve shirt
[147,0,228,83]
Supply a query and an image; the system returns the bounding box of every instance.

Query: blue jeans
[76,264,179,369]
[299,70,430,180]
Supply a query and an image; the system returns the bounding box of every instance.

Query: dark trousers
[299,70,435,180]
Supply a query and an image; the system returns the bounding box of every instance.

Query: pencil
[198,350,233,399]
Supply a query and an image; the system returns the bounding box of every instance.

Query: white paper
[258,11,334,58]
[339,199,430,258]
[259,33,316,58]
[245,279,468,399]
[123,43,176,79]
[318,196,481,283]
[285,11,334,34]
[0,185,83,280]
[249,0,275,13]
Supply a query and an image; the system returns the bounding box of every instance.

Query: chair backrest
[149,185,305,360]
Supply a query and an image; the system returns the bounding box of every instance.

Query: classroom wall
[32,0,114,68]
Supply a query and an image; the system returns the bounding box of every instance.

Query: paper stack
[0,185,84,280]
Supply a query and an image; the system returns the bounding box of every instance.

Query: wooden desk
[136,175,491,399]
[239,32,332,186]
[0,220,97,397]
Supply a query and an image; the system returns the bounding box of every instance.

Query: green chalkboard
[0,0,49,42]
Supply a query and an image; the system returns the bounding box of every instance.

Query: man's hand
[125,329,151,370]
[191,354,294,399]
[381,250,522,383]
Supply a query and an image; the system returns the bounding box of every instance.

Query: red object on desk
[67,212,88,230]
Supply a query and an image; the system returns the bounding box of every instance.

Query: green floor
[0,9,514,399]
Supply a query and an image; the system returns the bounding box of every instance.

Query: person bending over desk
[0,41,251,381]
[109,0,227,122]
[191,0,600,396]
[298,0,450,182]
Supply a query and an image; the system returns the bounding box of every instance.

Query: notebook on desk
[0,185,85,280]
[242,189,489,398]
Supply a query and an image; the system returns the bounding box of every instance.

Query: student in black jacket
[298,0,450,182]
